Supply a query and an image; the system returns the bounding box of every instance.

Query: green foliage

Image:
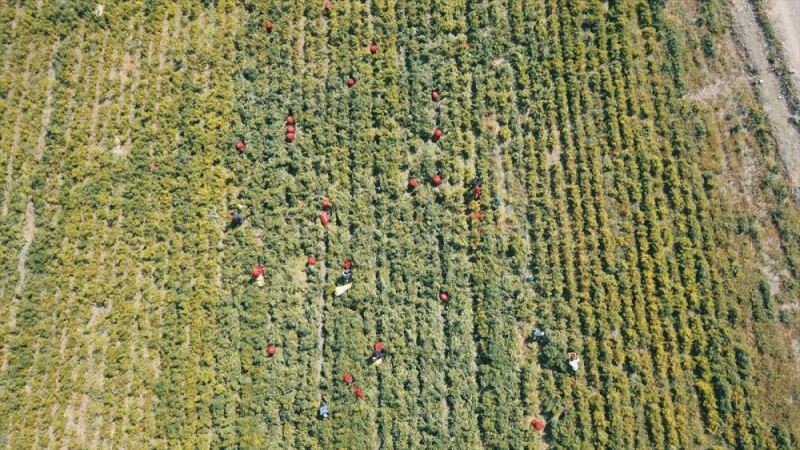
[0,0,798,448]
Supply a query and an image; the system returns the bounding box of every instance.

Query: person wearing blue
[319,402,330,419]
[231,212,244,227]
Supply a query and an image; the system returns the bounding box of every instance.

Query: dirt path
[766,0,800,95]
[793,339,800,375]
[685,75,749,103]
[730,0,800,200]
[15,201,36,291]
[6,201,37,333]
[88,33,111,150]
[36,41,59,161]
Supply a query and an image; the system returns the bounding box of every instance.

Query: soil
[8,201,37,329]
[730,0,800,199]
[766,0,800,94]
[36,41,59,161]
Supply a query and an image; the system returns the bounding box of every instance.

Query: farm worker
[472,185,482,200]
[251,265,265,280]
[568,352,580,373]
[353,385,365,400]
[252,265,266,287]
[231,212,244,226]
[335,261,353,296]
[319,402,330,419]
[342,260,353,284]
[533,328,545,341]
[319,211,330,226]
[343,372,353,385]
[494,195,502,207]
[531,418,545,431]
[372,341,385,363]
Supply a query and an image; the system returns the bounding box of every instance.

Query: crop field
[1,0,800,448]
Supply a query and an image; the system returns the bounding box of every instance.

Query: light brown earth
[767,0,800,94]
[730,0,800,199]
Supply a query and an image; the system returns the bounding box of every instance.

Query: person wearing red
[342,260,353,284]
[472,185,482,200]
[470,176,482,200]
[251,265,265,280]
[353,385,365,400]
[372,340,384,363]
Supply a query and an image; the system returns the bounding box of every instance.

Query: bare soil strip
[7,201,37,332]
[36,41,60,161]
[766,0,800,95]
[731,0,800,199]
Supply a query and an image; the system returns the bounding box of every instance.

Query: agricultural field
[1,0,800,448]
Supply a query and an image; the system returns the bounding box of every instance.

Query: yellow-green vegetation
[1,0,798,448]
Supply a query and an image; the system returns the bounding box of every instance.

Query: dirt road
[767,0,800,95]
[730,0,800,200]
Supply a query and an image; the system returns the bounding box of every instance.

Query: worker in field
[335,260,354,296]
[532,327,545,341]
[371,340,385,365]
[353,385,365,400]
[342,260,353,284]
[470,176,481,189]
[231,211,244,227]
[319,401,331,419]
[568,352,580,373]
[251,264,266,287]
[470,176,482,200]
[472,185,482,200]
